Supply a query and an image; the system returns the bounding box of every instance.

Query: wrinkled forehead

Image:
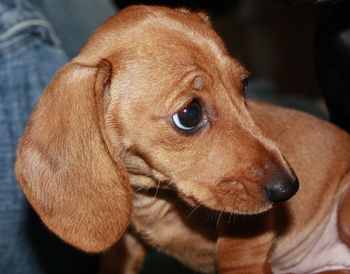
[79,6,247,75]
[79,7,248,98]
[127,13,228,66]
[119,11,247,81]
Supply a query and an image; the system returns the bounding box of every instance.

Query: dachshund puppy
[15,5,350,274]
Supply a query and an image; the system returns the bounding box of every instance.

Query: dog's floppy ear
[15,60,132,252]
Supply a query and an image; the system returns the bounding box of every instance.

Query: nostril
[264,177,299,203]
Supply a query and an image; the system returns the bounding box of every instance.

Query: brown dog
[15,5,350,274]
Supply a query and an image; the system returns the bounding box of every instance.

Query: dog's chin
[209,202,273,216]
[234,203,273,215]
[179,191,273,215]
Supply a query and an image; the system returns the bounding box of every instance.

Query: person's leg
[34,0,118,58]
[0,1,99,273]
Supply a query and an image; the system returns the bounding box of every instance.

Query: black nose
[264,176,299,203]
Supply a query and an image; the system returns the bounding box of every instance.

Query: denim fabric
[0,1,99,273]
[35,0,117,58]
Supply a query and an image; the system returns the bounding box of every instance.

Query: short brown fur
[15,5,350,274]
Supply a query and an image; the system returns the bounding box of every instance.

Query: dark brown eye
[242,78,249,93]
[172,100,202,131]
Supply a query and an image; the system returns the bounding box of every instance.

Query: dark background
[117,0,321,98]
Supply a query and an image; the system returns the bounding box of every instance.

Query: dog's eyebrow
[150,68,206,121]
[163,66,204,99]
[240,68,251,81]
[193,75,202,91]
[225,58,251,83]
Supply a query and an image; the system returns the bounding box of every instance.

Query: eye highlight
[172,100,203,131]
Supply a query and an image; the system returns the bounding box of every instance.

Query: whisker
[154,178,161,198]
[136,185,148,192]
[228,212,237,224]
[205,210,216,224]
[186,204,201,220]
[216,207,226,227]
[274,127,289,141]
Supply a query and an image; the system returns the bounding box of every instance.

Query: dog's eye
[242,78,249,94]
[172,100,202,131]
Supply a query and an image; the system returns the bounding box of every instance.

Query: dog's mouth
[175,175,299,215]
[173,182,269,215]
[129,157,299,215]
[178,190,273,215]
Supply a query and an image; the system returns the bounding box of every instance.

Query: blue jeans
[0,1,105,273]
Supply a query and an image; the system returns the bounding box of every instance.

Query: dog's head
[15,6,298,252]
